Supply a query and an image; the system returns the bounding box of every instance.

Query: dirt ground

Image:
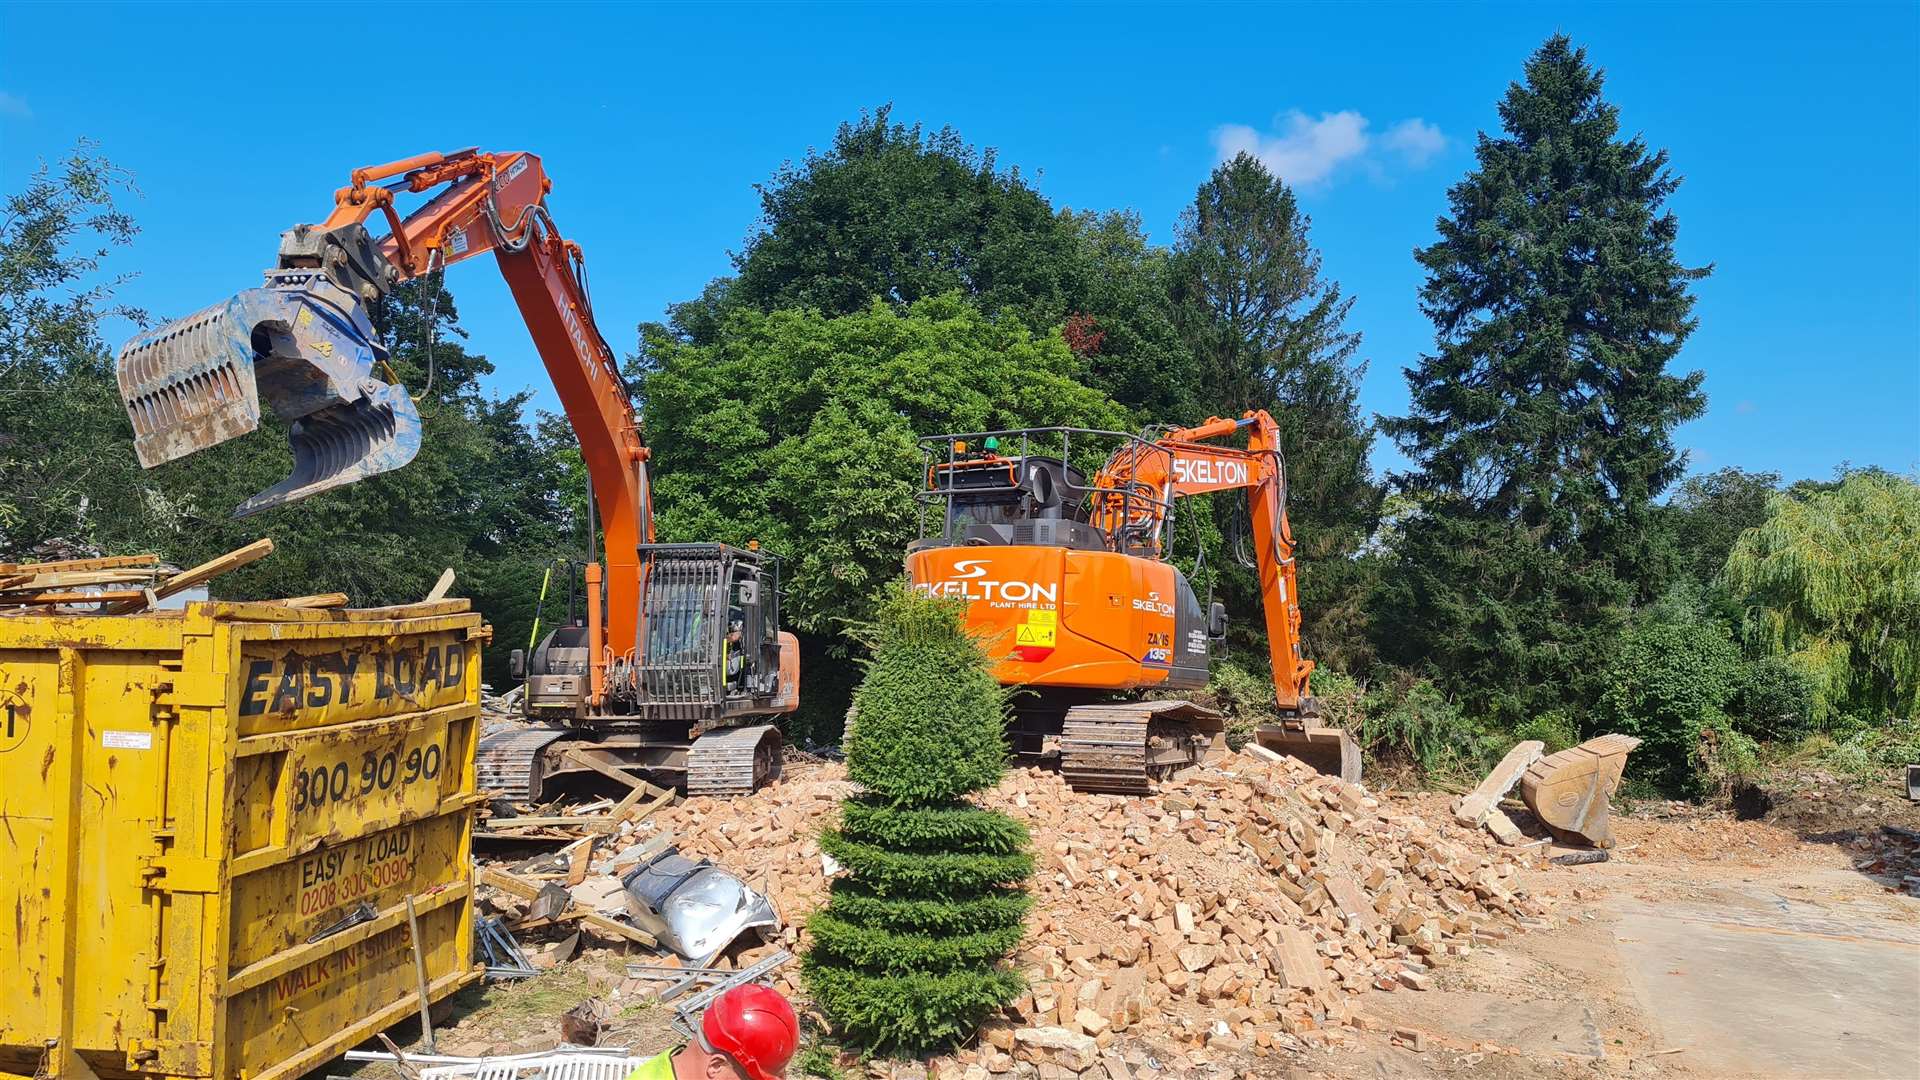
[332,777,1920,1080]
[1291,797,1920,1080]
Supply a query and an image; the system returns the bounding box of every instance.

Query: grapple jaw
[117,245,421,518]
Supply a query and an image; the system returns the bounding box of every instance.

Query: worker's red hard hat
[700,984,799,1080]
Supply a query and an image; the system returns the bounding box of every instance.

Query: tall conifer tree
[1171,153,1380,664]
[1375,36,1711,721]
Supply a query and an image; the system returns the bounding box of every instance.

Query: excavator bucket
[1519,733,1641,849]
[116,265,420,517]
[1252,723,1362,784]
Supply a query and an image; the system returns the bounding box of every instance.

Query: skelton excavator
[906,414,1359,794]
[114,148,797,797]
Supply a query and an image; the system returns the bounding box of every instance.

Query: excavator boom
[114,151,800,800]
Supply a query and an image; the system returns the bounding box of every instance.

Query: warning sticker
[1015,623,1055,646]
[103,729,152,750]
[1015,608,1057,647]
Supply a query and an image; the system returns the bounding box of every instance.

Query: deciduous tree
[1724,470,1920,723]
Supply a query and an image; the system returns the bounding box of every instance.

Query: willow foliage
[1724,471,1920,722]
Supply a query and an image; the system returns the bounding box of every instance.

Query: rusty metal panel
[0,601,484,1080]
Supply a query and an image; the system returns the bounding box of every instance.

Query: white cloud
[1214,110,1371,186]
[1382,118,1446,166]
[0,92,28,119]
[1213,110,1445,186]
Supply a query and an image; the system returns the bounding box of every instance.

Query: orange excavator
[905,413,1358,793]
[114,149,797,797]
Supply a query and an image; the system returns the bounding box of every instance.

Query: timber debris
[0,540,276,613]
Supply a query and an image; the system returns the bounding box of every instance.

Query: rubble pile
[972,753,1550,1071]
[626,749,1553,1073]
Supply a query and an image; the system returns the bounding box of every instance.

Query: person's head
[674,984,799,1080]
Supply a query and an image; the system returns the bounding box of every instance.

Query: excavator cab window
[630,544,783,714]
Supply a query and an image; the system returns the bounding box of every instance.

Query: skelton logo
[916,559,1058,605]
[1131,591,1175,616]
[1171,457,1250,487]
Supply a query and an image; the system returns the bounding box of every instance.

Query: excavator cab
[115,224,421,517]
[626,544,791,720]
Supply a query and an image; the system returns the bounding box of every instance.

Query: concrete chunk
[1453,740,1545,826]
[1014,1027,1099,1072]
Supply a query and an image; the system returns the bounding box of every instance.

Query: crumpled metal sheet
[619,850,778,966]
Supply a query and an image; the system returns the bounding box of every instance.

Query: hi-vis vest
[624,1050,675,1080]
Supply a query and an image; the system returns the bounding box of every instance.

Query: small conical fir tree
[802,588,1032,1056]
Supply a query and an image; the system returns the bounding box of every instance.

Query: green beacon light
[983,436,1000,452]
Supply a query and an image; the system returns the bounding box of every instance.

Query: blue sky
[2,1,1915,486]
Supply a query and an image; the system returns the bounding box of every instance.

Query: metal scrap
[476,916,537,979]
[619,850,777,965]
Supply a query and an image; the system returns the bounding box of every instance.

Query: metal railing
[916,426,1179,556]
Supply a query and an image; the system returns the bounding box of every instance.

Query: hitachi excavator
[906,414,1359,794]
[114,148,797,798]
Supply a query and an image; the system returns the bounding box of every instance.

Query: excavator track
[477,725,573,801]
[686,724,783,797]
[1060,700,1226,795]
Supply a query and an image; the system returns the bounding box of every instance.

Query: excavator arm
[1090,411,1315,711]
[114,149,651,697]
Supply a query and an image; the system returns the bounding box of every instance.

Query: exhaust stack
[115,225,421,517]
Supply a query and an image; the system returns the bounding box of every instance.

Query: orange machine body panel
[906,545,1210,692]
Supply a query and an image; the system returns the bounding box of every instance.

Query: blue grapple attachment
[116,223,423,517]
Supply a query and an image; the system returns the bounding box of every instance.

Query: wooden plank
[0,568,157,591]
[0,553,159,575]
[566,748,671,799]
[479,867,654,947]
[564,835,598,887]
[624,787,675,827]
[479,866,543,900]
[103,539,275,614]
[488,815,616,830]
[424,568,457,602]
[276,593,350,609]
[2,589,148,606]
[155,538,274,598]
[608,783,653,823]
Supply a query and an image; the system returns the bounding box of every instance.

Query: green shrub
[803,588,1030,1057]
[821,885,1032,935]
[816,833,1034,895]
[1203,657,1282,749]
[837,799,1030,852]
[1731,657,1817,743]
[1359,679,1498,782]
[1511,710,1579,753]
[796,1044,847,1080]
[1598,620,1743,798]
[1804,716,1920,779]
[1700,714,1762,792]
[803,966,1026,1054]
